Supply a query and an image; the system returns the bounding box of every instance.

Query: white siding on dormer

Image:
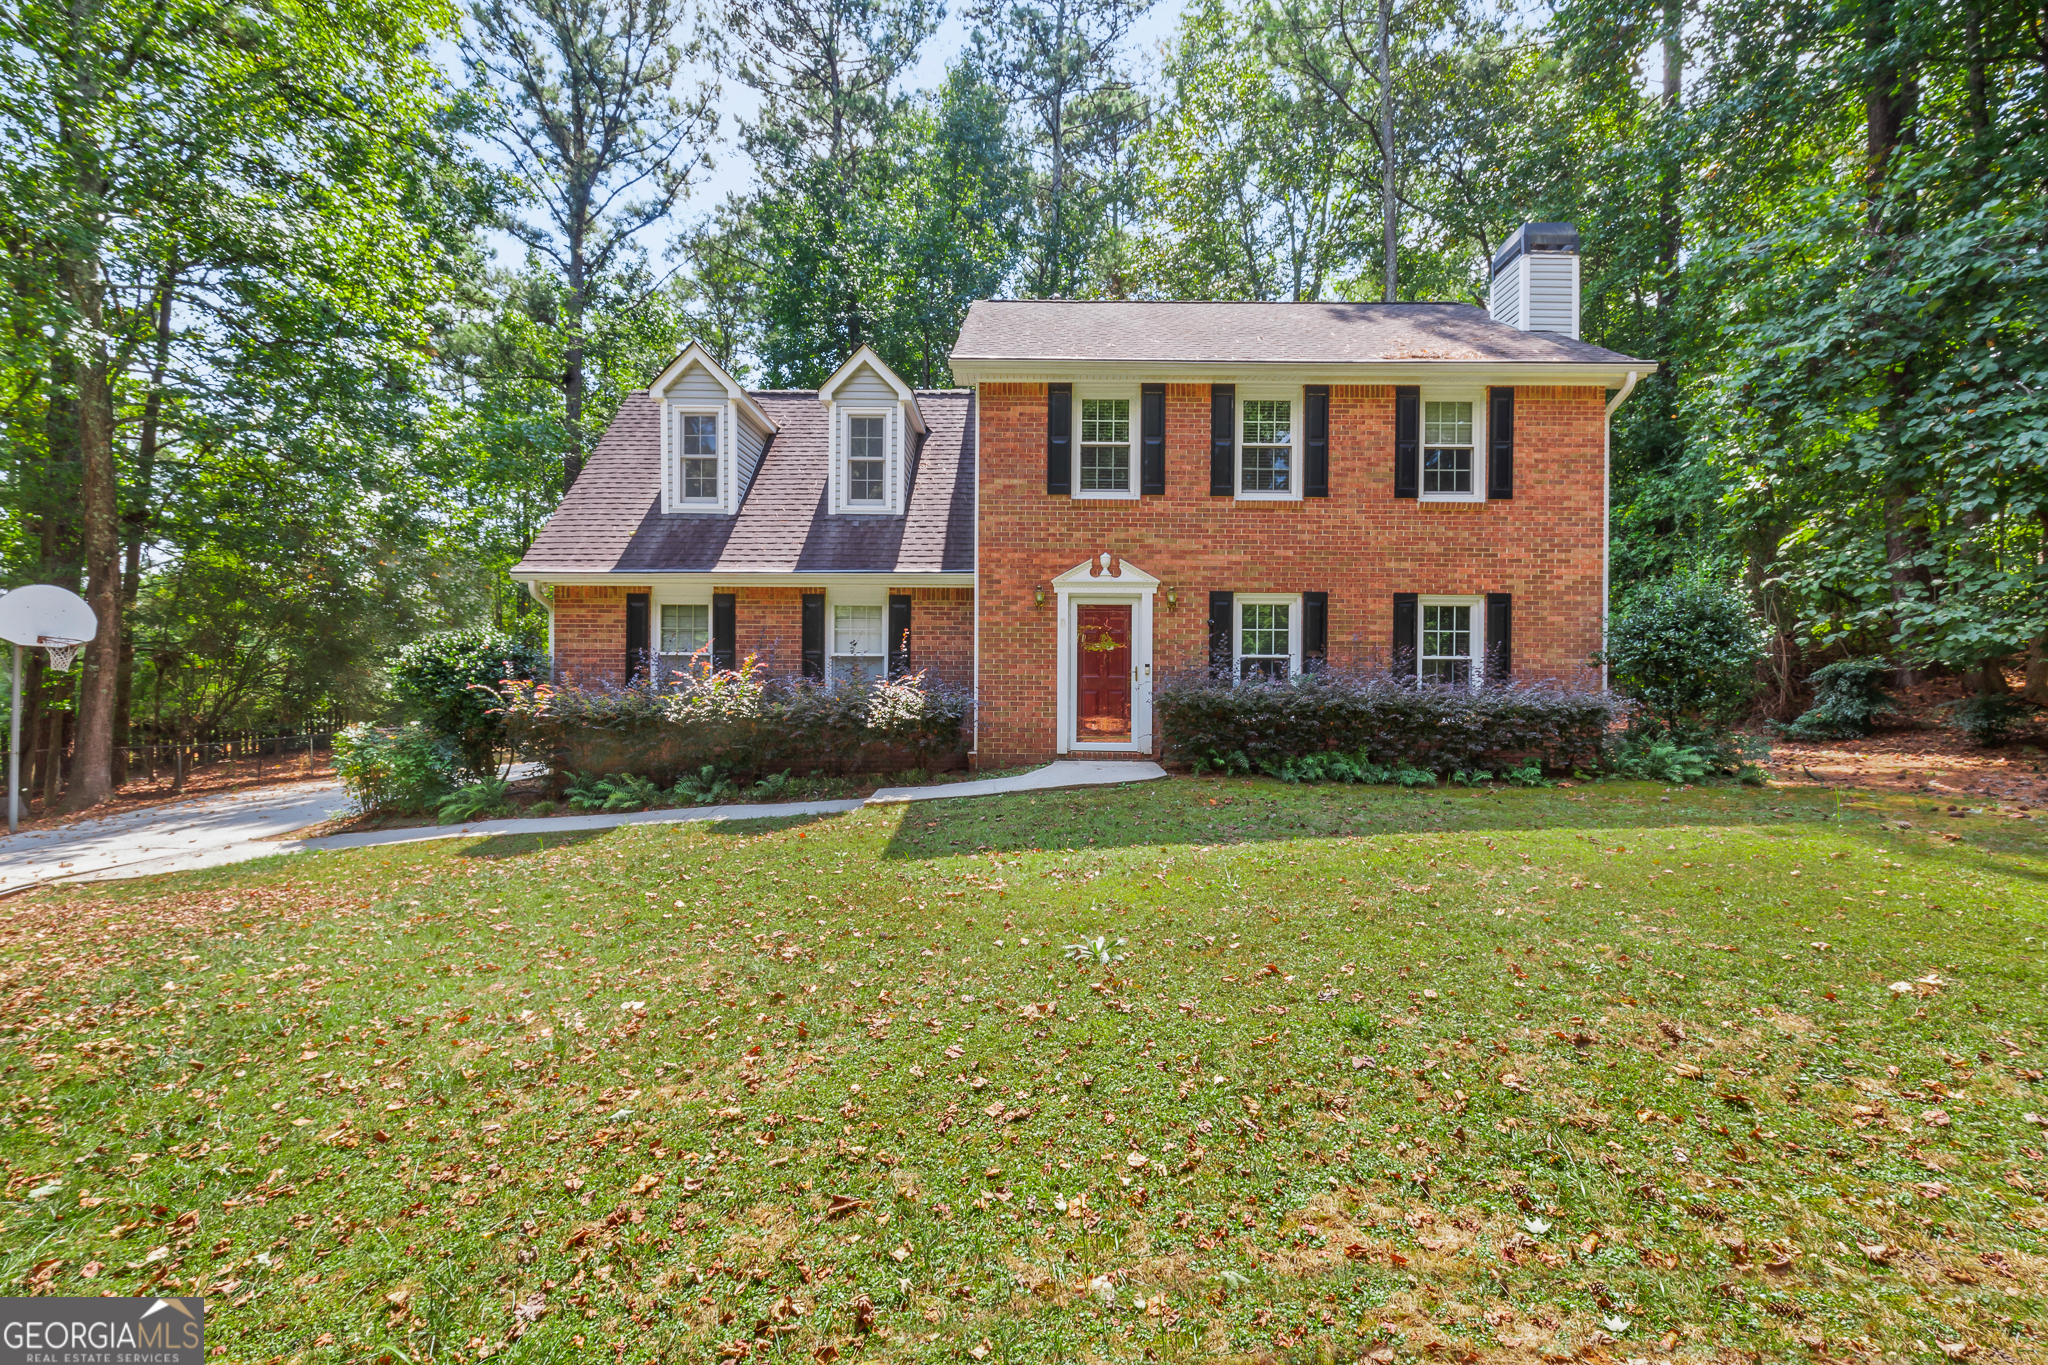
[663,363,729,404]
[733,417,765,502]
[832,364,902,406]
[1525,253,1580,337]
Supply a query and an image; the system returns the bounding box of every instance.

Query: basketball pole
[7,643,19,834]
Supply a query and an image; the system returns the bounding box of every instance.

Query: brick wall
[975,381,1608,766]
[910,587,974,687]
[550,584,646,685]
[550,583,975,687]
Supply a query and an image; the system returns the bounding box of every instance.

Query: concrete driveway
[0,760,1168,892]
[0,779,352,889]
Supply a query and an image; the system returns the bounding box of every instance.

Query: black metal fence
[3,730,338,812]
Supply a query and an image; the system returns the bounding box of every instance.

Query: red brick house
[513,224,1653,768]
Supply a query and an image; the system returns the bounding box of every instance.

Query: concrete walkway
[0,760,1165,891]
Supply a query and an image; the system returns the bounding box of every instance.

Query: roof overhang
[947,358,1658,388]
[508,569,975,588]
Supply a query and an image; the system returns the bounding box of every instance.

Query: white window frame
[1417,594,1486,689]
[829,595,888,685]
[1236,390,1302,502]
[664,404,733,513]
[831,406,900,516]
[651,595,714,680]
[1419,389,1487,504]
[1234,593,1302,680]
[1073,388,1138,499]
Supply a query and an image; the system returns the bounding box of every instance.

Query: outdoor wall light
[1165,585,1179,609]
[1034,587,1045,606]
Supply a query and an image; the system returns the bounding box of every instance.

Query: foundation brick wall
[974,381,1608,766]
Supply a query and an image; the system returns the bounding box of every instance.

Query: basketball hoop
[42,641,82,671]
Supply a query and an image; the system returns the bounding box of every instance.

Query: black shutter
[1394,386,1419,498]
[1207,591,1235,678]
[1488,387,1515,499]
[711,592,736,672]
[1304,385,1329,497]
[801,592,825,681]
[888,593,913,676]
[1302,591,1328,670]
[1209,384,1235,496]
[1140,383,1166,495]
[1392,592,1418,677]
[625,591,650,682]
[1486,592,1513,682]
[1046,383,1072,495]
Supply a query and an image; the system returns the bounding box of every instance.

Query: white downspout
[1601,371,1641,691]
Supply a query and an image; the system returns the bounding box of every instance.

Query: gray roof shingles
[950,299,1646,365]
[515,389,976,576]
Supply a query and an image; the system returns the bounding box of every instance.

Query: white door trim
[1052,553,1159,755]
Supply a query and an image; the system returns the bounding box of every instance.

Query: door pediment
[1052,552,1160,590]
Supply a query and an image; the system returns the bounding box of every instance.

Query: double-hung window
[1236,595,1300,679]
[1421,396,1483,500]
[1418,598,1479,685]
[832,604,885,684]
[846,415,888,507]
[1078,397,1132,494]
[678,411,721,504]
[1240,398,1294,496]
[660,603,710,660]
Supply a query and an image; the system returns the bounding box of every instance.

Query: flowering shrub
[493,662,971,783]
[1154,666,1621,778]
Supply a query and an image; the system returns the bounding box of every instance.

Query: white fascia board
[948,360,1660,388]
[508,570,975,588]
[648,341,778,434]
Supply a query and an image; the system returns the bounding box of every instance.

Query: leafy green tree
[1601,572,1770,728]
[465,0,721,491]
[390,626,550,778]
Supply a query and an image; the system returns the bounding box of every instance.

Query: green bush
[1600,573,1770,726]
[1155,668,1619,779]
[1781,658,1899,739]
[333,722,459,815]
[1954,694,2031,747]
[390,627,549,780]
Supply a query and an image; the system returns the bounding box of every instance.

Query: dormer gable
[819,346,926,517]
[649,342,778,515]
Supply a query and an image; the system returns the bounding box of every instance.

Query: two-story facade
[512,224,1653,768]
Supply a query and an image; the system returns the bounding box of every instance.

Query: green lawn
[4,778,2046,1365]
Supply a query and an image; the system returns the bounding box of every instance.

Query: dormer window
[821,346,926,517]
[679,411,721,502]
[847,414,889,506]
[649,341,776,515]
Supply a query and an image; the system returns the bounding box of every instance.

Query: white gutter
[1601,371,1642,691]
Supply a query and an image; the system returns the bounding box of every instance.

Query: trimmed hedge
[494,659,971,783]
[1155,668,1621,777]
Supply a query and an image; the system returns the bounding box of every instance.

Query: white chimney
[1488,223,1581,338]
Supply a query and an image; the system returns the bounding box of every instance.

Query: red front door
[1076,605,1133,741]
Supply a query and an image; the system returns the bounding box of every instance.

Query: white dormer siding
[820,346,926,517]
[649,342,777,515]
[1488,223,1581,339]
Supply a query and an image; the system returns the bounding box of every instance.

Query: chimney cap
[1491,222,1579,276]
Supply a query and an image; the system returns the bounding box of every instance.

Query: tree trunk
[2025,631,2048,702]
[64,301,122,812]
